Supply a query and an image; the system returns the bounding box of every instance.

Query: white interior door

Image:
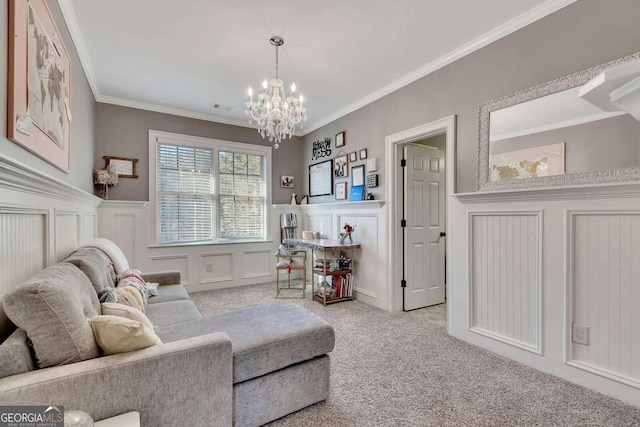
[403,144,445,310]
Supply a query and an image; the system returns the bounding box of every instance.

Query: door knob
[440,232,446,237]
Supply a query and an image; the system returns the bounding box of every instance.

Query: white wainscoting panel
[337,214,379,299]
[111,213,137,266]
[0,154,102,338]
[149,255,190,285]
[304,214,333,239]
[242,250,272,279]
[469,211,542,353]
[298,201,386,310]
[200,252,234,283]
[0,212,47,298]
[82,213,97,242]
[54,211,81,261]
[569,211,640,387]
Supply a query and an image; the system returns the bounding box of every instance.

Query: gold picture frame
[104,156,138,178]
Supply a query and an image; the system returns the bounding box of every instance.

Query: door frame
[384,115,456,332]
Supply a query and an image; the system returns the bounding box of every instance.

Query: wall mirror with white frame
[477,51,640,191]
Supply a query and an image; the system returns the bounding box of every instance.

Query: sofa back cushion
[81,238,130,275]
[0,328,35,379]
[64,247,116,294]
[2,263,101,368]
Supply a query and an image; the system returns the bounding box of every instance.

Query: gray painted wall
[302,0,640,196]
[94,103,303,203]
[491,114,640,174]
[0,0,95,192]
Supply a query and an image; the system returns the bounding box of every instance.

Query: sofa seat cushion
[145,300,202,327]
[147,284,190,305]
[2,263,101,368]
[155,302,335,383]
[0,329,35,379]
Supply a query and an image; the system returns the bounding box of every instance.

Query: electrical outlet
[206,264,214,273]
[572,323,589,345]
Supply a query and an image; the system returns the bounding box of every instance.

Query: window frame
[149,130,272,246]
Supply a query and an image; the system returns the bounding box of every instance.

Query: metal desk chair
[275,249,307,299]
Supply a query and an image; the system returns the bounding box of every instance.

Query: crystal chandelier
[245,36,307,148]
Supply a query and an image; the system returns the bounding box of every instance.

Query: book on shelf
[315,274,353,299]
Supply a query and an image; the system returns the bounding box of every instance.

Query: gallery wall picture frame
[335,182,347,200]
[349,185,365,201]
[103,156,139,178]
[309,159,334,196]
[334,154,348,178]
[359,149,368,160]
[352,164,365,187]
[8,0,73,172]
[349,152,357,162]
[335,131,346,147]
[280,175,295,188]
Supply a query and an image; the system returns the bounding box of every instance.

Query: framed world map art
[8,0,72,172]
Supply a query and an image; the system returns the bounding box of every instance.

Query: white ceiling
[60,0,575,134]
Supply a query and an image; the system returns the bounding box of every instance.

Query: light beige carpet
[191,283,640,426]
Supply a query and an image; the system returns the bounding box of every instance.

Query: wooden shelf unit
[283,238,361,306]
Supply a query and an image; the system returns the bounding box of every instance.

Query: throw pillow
[101,302,154,330]
[89,315,161,355]
[2,263,101,368]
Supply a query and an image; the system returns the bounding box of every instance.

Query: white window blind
[153,135,269,245]
[157,144,214,244]
[218,151,265,239]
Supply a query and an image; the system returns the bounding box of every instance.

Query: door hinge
[400,159,407,167]
[401,219,406,228]
[401,279,407,288]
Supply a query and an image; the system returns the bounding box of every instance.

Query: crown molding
[301,0,577,135]
[96,95,260,130]
[57,0,100,100]
[57,0,576,136]
[0,154,103,207]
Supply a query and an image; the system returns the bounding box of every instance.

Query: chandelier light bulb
[291,82,296,93]
[262,79,268,90]
[299,94,304,104]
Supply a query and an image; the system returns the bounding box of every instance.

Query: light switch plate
[367,158,377,172]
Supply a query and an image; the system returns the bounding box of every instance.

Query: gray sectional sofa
[0,243,335,426]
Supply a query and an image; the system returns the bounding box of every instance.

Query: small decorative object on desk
[290,193,297,205]
[93,165,118,200]
[339,223,356,244]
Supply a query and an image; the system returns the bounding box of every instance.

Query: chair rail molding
[0,154,101,207]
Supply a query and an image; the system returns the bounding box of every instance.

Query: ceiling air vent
[210,102,232,111]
